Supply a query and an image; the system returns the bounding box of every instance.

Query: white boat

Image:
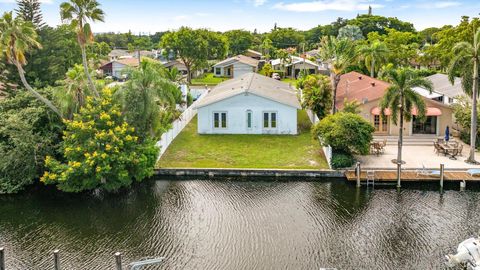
[446,237,480,269]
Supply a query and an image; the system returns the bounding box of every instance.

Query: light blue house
[195,73,301,135]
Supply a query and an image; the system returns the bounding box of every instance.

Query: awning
[371,107,442,116]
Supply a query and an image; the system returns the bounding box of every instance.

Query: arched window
[246,110,252,129]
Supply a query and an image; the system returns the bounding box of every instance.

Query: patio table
[439,143,459,160]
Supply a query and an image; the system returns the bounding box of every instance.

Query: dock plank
[345,170,480,182]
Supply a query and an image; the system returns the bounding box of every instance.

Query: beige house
[213,55,259,79]
[337,72,454,137]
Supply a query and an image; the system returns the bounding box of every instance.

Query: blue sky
[1,0,480,33]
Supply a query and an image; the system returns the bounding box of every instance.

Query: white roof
[271,56,319,68]
[426,74,465,98]
[213,55,259,68]
[412,87,443,99]
[195,73,301,109]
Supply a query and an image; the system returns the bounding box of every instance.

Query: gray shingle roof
[213,55,260,68]
[195,73,301,109]
[426,74,465,98]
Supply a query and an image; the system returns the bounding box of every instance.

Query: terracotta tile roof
[117,58,140,67]
[336,71,390,109]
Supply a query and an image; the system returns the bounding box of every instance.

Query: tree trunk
[332,73,341,114]
[397,99,404,188]
[371,58,375,78]
[185,64,192,84]
[15,61,62,118]
[80,44,99,98]
[467,58,478,163]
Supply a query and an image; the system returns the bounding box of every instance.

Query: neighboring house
[213,55,259,78]
[108,49,129,61]
[163,60,188,75]
[423,74,465,105]
[244,49,263,60]
[271,56,319,78]
[337,71,454,136]
[195,72,301,135]
[99,58,140,79]
[108,49,155,61]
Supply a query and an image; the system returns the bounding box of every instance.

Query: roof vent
[371,82,376,87]
[358,76,362,80]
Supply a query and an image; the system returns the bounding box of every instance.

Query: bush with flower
[41,88,158,192]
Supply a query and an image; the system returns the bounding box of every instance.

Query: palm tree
[115,60,181,140]
[276,48,290,78]
[319,36,357,113]
[0,12,61,117]
[162,67,185,84]
[448,27,480,164]
[60,0,104,98]
[54,64,92,119]
[358,40,389,78]
[380,68,433,187]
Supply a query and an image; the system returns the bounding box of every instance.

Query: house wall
[233,62,256,78]
[197,93,298,135]
[358,99,453,136]
[112,62,128,78]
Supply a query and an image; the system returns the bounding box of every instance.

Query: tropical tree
[298,74,332,119]
[0,12,62,117]
[276,48,291,78]
[115,60,182,141]
[319,36,357,113]
[358,40,389,78]
[448,27,480,164]
[225,29,254,56]
[60,0,104,97]
[15,0,45,28]
[380,68,433,187]
[162,67,185,84]
[337,25,364,41]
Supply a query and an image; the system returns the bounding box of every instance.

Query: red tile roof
[336,71,390,109]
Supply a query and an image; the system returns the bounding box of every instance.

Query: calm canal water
[1,179,479,270]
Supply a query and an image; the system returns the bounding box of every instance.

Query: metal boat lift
[129,257,165,270]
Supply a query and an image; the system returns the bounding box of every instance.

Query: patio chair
[434,142,444,156]
[467,169,480,177]
[416,164,441,177]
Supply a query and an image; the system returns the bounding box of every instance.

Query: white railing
[156,90,208,158]
[306,109,332,169]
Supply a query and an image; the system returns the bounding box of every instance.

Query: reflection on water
[1,179,480,269]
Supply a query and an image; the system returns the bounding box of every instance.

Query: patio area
[357,142,480,169]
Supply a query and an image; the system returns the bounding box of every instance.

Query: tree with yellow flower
[41,88,158,192]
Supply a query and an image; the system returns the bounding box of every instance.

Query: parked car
[272,73,281,80]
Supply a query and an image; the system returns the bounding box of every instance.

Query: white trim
[246,110,253,129]
[213,111,228,129]
[262,111,278,130]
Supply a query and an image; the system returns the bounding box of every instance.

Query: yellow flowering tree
[41,88,158,192]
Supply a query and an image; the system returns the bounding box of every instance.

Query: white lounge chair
[467,169,480,177]
[416,165,441,177]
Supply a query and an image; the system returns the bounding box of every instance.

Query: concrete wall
[112,62,128,78]
[358,99,454,136]
[197,93,298,135]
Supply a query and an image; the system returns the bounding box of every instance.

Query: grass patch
[281,78,298,85]
[191,73,230,86]
[157,110,328,169]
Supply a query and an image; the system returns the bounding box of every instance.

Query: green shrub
[312,112,375,155]
[331,151,355,169]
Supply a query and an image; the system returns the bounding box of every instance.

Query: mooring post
[460,180,466,191]
[53,249,60,270]
[115,252,122,270]
[0,247,5,270]
[356,162,361,187]
[440,164,445,189]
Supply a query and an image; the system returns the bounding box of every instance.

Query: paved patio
[356,144,480,169]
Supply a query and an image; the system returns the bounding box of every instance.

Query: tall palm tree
[276,48,290,78]
[0,12,61,117]
[60,0,104,98]
[358,40,389,78]
[380,68,433,187]
[319,36,357,113]
[448,27,480,164]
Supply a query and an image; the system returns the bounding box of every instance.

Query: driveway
[356,144,480,169]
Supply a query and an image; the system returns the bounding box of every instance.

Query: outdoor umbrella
[445,126,450,142]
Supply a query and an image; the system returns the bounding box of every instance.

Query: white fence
[156,90,208,159]
[306,110,333,169]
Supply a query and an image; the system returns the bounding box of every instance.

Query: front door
[412,116,437,135]
[373,115,388,134]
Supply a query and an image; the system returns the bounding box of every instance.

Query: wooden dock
[345,170,480,182]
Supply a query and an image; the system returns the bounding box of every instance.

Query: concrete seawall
[155,168,345,178]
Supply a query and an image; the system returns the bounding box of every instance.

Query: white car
[272,73,281,80]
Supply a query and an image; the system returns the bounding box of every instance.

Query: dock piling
[460,180,466,191]
[440,164,445,189]
[356,162,361,187]
[53,249,60,270]
[0,247,5,270]
[115,252,122,270]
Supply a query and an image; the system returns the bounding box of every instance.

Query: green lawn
[157,110,329,169]
[281,78,298,85]
[191,73,230,86]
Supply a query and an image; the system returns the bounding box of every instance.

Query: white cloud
[253,0,268,6]
[273,0,384,12]
[431,1,461,8]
